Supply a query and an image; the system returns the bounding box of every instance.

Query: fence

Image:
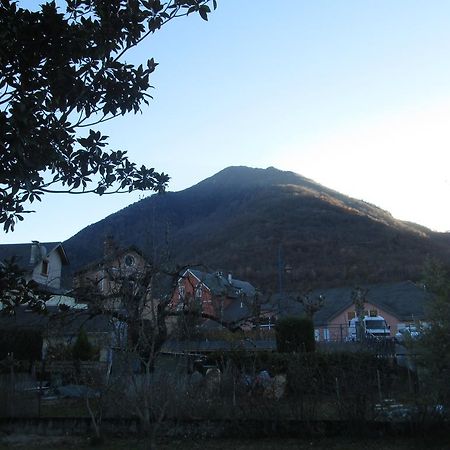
[0,372,40,418]
[0,351,429,424]
[315,324,392,341]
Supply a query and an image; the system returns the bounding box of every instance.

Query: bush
[275,316,315,353]
[207,350,290,376]
[72,329,95,361]
[0,329,42,361]
[286,352,393,394]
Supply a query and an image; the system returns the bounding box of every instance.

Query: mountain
[63,166,450,290]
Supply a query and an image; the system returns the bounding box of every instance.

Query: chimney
[30,241,41,265]
[228,273,232,285]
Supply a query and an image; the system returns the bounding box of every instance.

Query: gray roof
[0,306,115,335]
[198,303,256,328]
[188,269,256,299]
[276,280,432,326]
[28,281,68,296]
[0,242,69,271]
[186,269,257,324]
[75,245,146,275]
[221,299,253,323]
[161,339,276,354]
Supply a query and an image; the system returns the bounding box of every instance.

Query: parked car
[395,325,420,343]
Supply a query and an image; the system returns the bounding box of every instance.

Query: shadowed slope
[64,166,450,290]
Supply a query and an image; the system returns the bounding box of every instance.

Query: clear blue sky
[3,0,450,244]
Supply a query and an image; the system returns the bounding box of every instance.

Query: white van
[348,315,390,341]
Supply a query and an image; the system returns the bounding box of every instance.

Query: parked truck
[347,315,391,341]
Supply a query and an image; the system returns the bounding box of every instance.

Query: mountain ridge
[64,166,450,290]
[186,166,429,236]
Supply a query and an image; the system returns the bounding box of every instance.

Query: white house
[0,240,69,293]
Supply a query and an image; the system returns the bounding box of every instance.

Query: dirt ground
[1,435,450,450]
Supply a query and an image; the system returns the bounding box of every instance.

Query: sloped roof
[75,245,146,275]
[188,269,256,298]
[161,338,276,354]
[28,280,69,296]
[185,269,257,324]
[221,299,253,323]
[0,242,69,271]
[276,280,432,326]
[0,306,115,334]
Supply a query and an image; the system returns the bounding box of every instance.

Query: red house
[170,268,256,325]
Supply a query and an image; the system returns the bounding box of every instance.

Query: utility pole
[277,245,292,314]
[278,245,284,295]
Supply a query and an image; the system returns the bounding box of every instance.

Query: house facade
[73,237,147,309]
[169,268,257,326]
[0,241,69,293]
[0,305,123,363]
[42,309,124,363]
[0,239,124,364]
[281,281,432,342]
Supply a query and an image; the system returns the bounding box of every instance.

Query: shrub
[72,329,94,361]
[0,329,42,361]
[275,316,315,353]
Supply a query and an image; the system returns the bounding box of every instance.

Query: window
[347,311,356,320]
[259,316,276,330]
[124,255,135,267]
[195,284,203,300]
[314,329,320,342]
[369,309,378,317]
[178,284,185,300]
[101,276,109,293]
[365,320,386,329]
[41,260,49,276]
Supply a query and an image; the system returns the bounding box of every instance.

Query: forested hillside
[64,166,450,290]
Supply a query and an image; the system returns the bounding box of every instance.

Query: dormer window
[41,260,49,276]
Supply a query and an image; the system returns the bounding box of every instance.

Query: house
[0,240,125,364]
[278,281,432,342]
[42,308,125,363]
[169,268,257,326]
[0,241,69,294]
[0,305,124,363]
[73,236,148,310]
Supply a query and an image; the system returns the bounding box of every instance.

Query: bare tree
[352,286,368,341]
[296,290,325,320]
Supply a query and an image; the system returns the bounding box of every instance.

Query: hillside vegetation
[64,166,450,290]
